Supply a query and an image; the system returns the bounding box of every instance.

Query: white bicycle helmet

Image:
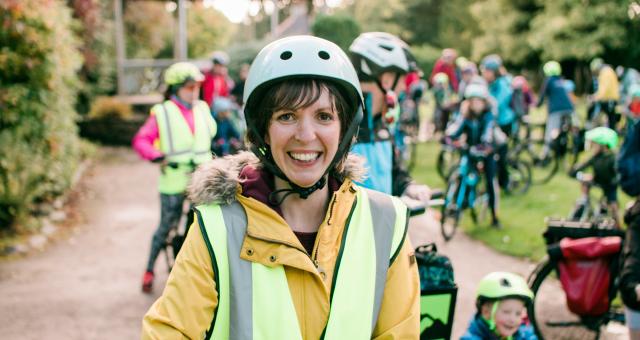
[243,35,364,201]
[349,32,412,81]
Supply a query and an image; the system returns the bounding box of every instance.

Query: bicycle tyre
[523,147,559,185]
[528,258,600,340]
[440,175,461,241]
[507,159,532,195]
[436,148,459,181]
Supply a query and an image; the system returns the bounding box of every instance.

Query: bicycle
[438,138,532,195]
[440,145,492,241]
[157,161,197,272]
[512,114,582,185]
[568,172,615,225]
[527,218,625,339]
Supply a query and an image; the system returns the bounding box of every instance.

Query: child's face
[469,98,486,114]
[218,110,230,119]
[492,299,526,337]
[586,141,605,154]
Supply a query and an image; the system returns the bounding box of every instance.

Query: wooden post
[114,0,125,95]
[270,0,279,38]
[175,0,188,60]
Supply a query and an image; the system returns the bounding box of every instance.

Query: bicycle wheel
[528,258,600,340]
[520,145,559,185]
[436,148,460,181]
[441,175,461,241]
[507,159,532,195]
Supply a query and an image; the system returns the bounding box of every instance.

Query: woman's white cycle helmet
[243,35,364,200]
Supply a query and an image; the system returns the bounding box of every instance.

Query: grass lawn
[411,98,633,261]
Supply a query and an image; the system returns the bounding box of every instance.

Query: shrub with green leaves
[0,0,83,231]
[312,14,361,52]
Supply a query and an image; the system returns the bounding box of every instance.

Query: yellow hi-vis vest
[154,100,216,194]
[194,188,408,340]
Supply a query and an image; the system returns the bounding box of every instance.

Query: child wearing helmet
[445,83,503,227]
[432,72,458,134]
[536,61,575,158]
[142,36,420,339]
[461,272,537,340]
[348,32,431,202]
[132,62,217,293]
[201,50,232,111]
[568,126,620,227]
[510,75,536,121]
[211,97,242,157]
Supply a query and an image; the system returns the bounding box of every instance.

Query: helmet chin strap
[249,106,363,206]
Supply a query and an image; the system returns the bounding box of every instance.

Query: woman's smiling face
[266,88,341,188]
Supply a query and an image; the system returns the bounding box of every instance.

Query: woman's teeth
[289,152,319,162]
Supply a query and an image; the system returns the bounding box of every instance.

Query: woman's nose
[294,118,316,142]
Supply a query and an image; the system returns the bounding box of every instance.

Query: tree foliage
[0,0,83,230]
[311,14,361,52]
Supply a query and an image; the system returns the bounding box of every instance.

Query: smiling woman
[142,36,420,340]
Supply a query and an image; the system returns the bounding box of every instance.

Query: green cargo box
[420,286,457,340]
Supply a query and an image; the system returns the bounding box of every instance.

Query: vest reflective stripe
[154,100,215,194]
[196,187,407,339]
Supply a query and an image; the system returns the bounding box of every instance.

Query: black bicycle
[512,115,583,185]
[527,219,625,339]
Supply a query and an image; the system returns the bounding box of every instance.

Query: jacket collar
[188,151,366,206]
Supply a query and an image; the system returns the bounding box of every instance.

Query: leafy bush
[311,14,361,52]
[88,96,133,120]
[0,0,83,231]
[411,44,442,77]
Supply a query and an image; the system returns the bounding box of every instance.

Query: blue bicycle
[440,146,492,241]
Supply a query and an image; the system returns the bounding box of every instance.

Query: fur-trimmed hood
[188,151,367,206]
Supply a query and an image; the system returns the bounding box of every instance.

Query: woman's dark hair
[246,78,358,172]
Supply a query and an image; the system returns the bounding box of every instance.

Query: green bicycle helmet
[433,72,449,85]
[164,62,204,86]
[476,272,533,332]
[543,61,562,77]
[476,272,533,303]
[243,35,364,201]
[585,126,618,150]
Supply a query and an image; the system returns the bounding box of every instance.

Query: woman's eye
[277,112,295,121]
[318,112,335,121]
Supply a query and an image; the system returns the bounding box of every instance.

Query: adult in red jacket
[430,48,459,92]
[201,51,231,110]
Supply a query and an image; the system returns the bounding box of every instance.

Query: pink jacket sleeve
[132,114,164,161]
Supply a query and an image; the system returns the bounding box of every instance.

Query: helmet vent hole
[318,51,330,60]
[500,278,512,287]
[379,44,394,52]
[280,51,292,60]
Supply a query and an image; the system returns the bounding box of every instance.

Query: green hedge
[312,14,361,52]
[0,0,83,231]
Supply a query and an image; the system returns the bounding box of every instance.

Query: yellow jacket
[142,152,420,339]
[595,66,620,101]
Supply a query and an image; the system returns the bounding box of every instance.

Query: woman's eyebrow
[314,106,335,113]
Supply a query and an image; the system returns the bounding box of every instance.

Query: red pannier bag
[557,236,622,317]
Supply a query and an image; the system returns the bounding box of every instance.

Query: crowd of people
[130,32,640,339]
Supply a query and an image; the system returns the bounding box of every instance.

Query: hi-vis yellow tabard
[153,100,215,194]
[195,188,407,340]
